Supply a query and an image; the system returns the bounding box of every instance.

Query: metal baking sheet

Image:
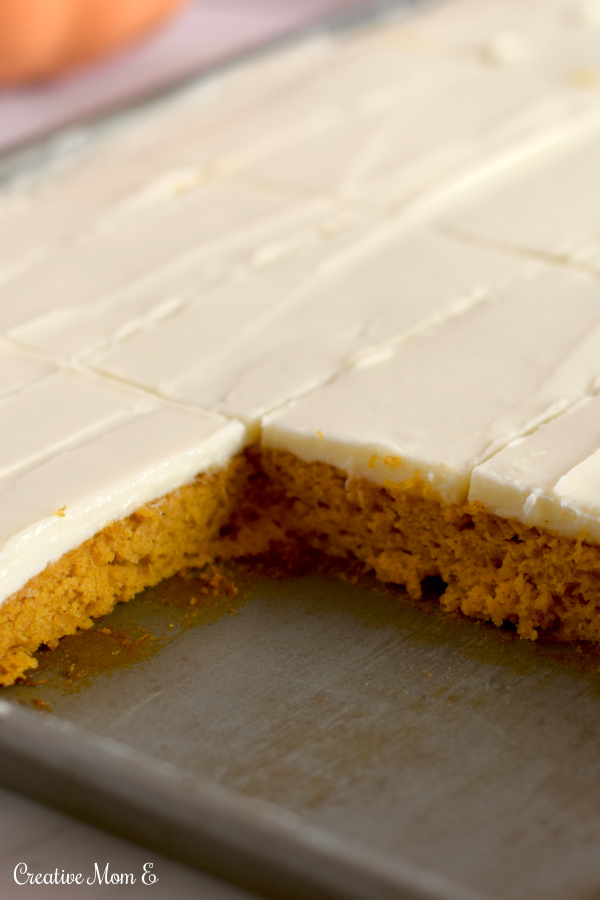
[1,2,600,897]
[2,569,600,900]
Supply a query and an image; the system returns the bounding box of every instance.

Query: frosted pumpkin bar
[262,265,600,642]
[2,0,600,682]
[0,358,248,683]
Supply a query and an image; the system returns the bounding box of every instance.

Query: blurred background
[0,0,380,152]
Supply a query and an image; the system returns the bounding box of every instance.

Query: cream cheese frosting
[0,344,54,400]
[1,0,600,614]
[469,395,600,541]
[439,123,600,265]
[0,406,246,608]
[90,227,528,426]
[262,266,600,504]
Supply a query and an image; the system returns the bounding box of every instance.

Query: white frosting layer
[10,195,350,361]
[440,124,600,262]
[0,407,246,606]
[91,228,527,425]
[263,267,600,504]
[0,370,155,479]
[0,344,54,400]
[0,181,304,334]
[2,0,600,608]
[470,395,600,541]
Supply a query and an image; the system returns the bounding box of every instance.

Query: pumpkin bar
[1,0,600,682]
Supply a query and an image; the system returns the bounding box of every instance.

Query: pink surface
[0,0,380,154]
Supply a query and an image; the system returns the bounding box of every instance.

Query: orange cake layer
[4,446,600,687]
[0,453,253,686]
[5,1,600,687]
[259,449,600,646]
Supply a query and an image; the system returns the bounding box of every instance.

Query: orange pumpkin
[0,0,189,85]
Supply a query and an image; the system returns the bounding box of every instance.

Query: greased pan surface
[3,571,600,900]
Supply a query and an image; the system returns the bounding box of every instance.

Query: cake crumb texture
[0,455,251,685]
[260,449,600,646]
[4,447,600,685]
[5,0,600,683]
